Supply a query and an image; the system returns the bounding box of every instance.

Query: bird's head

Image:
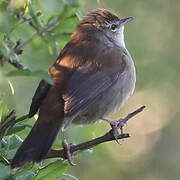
[72,9,133,48]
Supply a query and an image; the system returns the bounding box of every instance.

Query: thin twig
[46,133,130,159]
[1,17,61,71]
[0,157,10,166]
[0,110,16,141]
[46,106,146,160]
[117,105,146,128]
[14,32,38,54]
[14,17,61,53]
[1,106,145,162]
[8,60,30,71]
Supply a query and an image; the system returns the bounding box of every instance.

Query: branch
[14,17,61,53]
[0,110,16,141]
[0,106,145,162]
[46,105,146,160]
[1,17,61,71]
[8,60,31,71]
[0,111,28,141]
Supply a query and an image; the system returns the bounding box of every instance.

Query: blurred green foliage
[1,0,180,180]
[0,0,81,179]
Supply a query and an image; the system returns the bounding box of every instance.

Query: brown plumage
[11,9,136,168]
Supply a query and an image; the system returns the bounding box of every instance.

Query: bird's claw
[62,140,76,166]
[102,118,127,144]
[110,122,120,144]
[117,118,128,133]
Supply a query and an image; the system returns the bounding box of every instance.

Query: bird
[11,8,136,168]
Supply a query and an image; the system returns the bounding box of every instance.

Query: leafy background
[0,0,180,179]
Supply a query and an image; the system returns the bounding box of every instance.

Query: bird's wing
[63,48,127,117]
[28,80,51,117]
[28,41,78,118]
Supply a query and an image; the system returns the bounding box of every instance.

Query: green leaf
[0,32,5,42]
[0,42,11,59]
[14,169,36,180]
[58,15,79,34]
[0,12,17,34]
[75,10,83,21]
[9,54,21,64]
[55,33,71,48]
[0,99,9,122]
[3,135,22,150]
[6,70,35,76]
[45,32,59,55]
[35,160,68,180]
[6,70,53,84]
[63,0,80,8]
[6,124,27,135]
[0,148,6,157]
[1,137,8,147]
[28,2,42,28]
[61,174,79,180]
[53,14,79,48]
[15,114,29,123]
[0,163,11,180]
[0,42,21,66]
[59,5,77,20]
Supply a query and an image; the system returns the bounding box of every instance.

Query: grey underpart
[63,48,136,128]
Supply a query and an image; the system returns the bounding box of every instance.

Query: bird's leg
[61,130,75,166]
[101,118,121,144]
[118,118,127,135]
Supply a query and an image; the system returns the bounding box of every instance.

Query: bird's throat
[117,26,126,48]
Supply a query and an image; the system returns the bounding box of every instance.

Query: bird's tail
[11,115,62,169]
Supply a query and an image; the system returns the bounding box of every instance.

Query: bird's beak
[119,17,133,25]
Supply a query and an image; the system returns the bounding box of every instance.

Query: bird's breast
[102,54,136,114]
[71,53,136,125]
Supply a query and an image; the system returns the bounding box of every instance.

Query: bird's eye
[110,24,117,31]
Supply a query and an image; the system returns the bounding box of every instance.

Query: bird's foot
[62,139,75,166]
[101,118,122,144]
[117,118,127,134]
